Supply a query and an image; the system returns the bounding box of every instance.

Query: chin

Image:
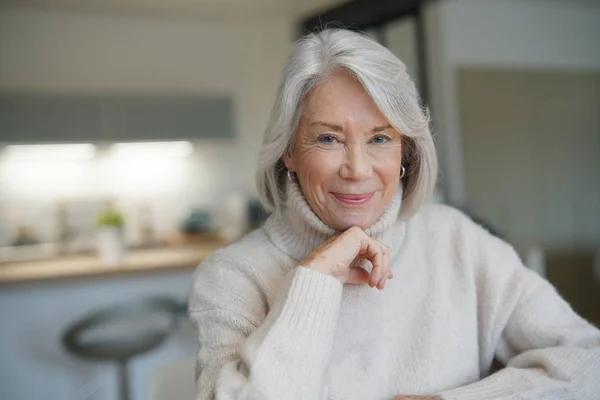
[330,212,375,231]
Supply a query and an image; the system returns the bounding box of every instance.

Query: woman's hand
[300,226,392,289]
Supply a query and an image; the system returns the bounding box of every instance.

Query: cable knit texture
[188,181,600,400]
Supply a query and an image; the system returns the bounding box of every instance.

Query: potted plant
[96,202,125,266]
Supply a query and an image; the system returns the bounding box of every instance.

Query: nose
[340,143,372,181]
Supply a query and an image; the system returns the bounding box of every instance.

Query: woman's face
[283,70,403,231]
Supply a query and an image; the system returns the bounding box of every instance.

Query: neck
[264,180,406,262]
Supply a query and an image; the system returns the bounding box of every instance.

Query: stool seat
[61,296,181,400]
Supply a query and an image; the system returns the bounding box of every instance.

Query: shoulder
[408,203,520,269]
[188,228,285,318]
[198,227,282,274]
[411,203,466,223]
[407,205,547,314]
[409,203,483,239]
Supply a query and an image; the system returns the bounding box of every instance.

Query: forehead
[300,70,388,125]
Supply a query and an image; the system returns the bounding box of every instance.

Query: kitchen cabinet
[0,93,235,143]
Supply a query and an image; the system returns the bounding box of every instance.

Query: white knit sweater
[188,182,600,400]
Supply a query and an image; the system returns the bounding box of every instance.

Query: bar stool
[61,297,181,400]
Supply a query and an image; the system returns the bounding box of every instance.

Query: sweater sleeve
[439,220,600,400]
[188,257,342,400]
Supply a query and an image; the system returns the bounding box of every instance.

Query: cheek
[297,149,343,181]
[372,148,403,181]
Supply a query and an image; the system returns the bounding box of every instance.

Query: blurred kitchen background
[0,0,598,399]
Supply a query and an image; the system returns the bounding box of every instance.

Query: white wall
[458,68,600,248]
[424,0,600,205]
[442,0,600,69]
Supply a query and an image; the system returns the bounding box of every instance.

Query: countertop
[0,240,226,285]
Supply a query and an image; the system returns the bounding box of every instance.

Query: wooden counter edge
[0,241,226,286]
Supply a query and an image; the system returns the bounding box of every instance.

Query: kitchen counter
[0,241,225,285]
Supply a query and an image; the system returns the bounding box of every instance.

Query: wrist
[303,264,345,284]
[306,263,349,286]
[305,261,331,276]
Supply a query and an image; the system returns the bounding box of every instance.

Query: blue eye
[372,135,390,144]
[318,135,337,144]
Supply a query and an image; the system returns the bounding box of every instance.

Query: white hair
[255,28,437,220]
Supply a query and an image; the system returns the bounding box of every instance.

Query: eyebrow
[372,124,392,133]
[309,121,392,133]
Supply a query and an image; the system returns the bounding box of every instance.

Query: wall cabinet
[0,94,235,143]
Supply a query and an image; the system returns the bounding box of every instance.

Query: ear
[282,151,294,172]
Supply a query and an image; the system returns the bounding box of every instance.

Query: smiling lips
[332,192,374,205]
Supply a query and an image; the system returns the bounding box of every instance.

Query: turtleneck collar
[264,180,406,262]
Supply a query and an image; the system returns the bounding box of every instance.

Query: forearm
[445,239,600,399]
[438,344,600,399]
[240,266,342,397]
[193,267,342,400]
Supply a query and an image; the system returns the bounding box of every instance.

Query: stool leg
[116,359,130,400]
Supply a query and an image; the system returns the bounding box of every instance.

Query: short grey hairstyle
[255,28,437,220]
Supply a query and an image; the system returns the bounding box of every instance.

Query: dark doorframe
[299,0,432,105]
[300,0,424,35]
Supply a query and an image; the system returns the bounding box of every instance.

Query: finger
[346,228,388,288]
[377,264,391,289]
[338,227,369,266]
[361,239,388,288]
[379,271,393,289]
[360,238,385,288]
[345,266,370,285]
[377,269,392,290]
[371,257,387,288]
[377,243,391,288]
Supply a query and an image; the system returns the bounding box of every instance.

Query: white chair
[148,357,196,400]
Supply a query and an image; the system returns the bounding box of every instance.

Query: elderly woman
[188,29,600,400]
